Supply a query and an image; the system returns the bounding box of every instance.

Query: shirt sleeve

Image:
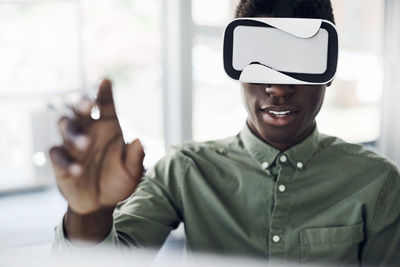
[52,218,121,251]
[361,166,400,266]
[52,147,187,251]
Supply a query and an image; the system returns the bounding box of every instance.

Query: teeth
[269,110,291,116]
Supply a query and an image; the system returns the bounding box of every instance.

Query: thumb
[124,139,145,179]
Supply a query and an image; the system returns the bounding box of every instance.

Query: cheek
[306,89,325,116]
[313,90,326,114]
[241,89,257,115]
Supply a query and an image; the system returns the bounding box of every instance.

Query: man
[50,0,400,265]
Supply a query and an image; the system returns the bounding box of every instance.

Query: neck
[247,121,316,152]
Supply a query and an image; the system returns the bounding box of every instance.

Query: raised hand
[49,79,145,215]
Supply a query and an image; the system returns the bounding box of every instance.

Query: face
[241,83,326,151]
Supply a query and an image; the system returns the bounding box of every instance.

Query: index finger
[96,79,117,119]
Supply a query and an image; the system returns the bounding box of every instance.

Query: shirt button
[280,155,287,163]
[272,235,280,243]
[297,162,304,169]
[262,162,269,169]
[278,185,286,192]
[217,148,226,154]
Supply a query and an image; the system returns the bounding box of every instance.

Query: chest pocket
[300,223,364,265]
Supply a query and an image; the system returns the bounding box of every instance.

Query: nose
[265,84,295,99]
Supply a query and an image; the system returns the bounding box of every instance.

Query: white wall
[378,0,400,167]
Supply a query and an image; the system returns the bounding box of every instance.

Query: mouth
[259,105,299,127]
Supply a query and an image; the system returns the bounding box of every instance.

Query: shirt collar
[284,126,321,167]
[239,123,321,169]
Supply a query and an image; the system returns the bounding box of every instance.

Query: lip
[260,104,299,112]
[259,105,300,127]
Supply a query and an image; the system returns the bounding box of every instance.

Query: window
[192,0,243,142]
[0,0,81,191]
[0,0,163,192]
[80,0,164,167]
[318,0,384,143]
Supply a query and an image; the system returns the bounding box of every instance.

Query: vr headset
[223,16,339,85]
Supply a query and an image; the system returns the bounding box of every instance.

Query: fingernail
[74,135,89,150]
[69,164,82,176]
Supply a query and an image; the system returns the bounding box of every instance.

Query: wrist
[64,205,115,245]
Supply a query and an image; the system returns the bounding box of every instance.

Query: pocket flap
[301,223,364,246]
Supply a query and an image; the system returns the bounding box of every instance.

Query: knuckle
[49,146,61,159]
[57,116,70,129]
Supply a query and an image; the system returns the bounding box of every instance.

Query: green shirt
[54,125,400,266]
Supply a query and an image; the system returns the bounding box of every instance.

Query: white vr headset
[223,17,339,85]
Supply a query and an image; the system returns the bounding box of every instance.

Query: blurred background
[0,0,399,257]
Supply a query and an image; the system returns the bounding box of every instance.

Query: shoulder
[168,135,243,160]
[148,135,242,173]
[317,132,399,176]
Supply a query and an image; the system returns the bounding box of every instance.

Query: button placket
[269,163,295,260]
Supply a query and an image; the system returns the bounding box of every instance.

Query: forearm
[64,206,115,245]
